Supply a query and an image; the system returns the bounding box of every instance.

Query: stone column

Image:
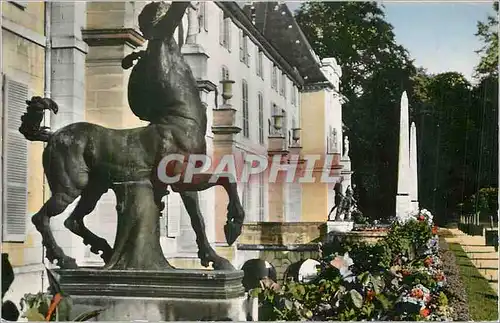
[211,80,241,247]
[84,1,147,129]
[81,2,147,267]
[49,1,88,263]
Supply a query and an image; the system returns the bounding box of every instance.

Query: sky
[286,1,497,82]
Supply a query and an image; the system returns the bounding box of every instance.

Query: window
[244,37,250,66]
[280,72,286,96]
[256,49,263,78]
[220,13,231,50]
[282,108,287,139]
[258,174,265,221]
[242,80,249,138]
[270,103,281,136]
[243,181,252,222]
[221,65,229,80]
[271,64,277,90]
[291,84,297,106]
[200,2,208,32]
[219,12,224,45]
[239,30,249,66]
[239,30,244,62]
[258,93,264,144]
[287,183,302,222]
[2,75,28,242]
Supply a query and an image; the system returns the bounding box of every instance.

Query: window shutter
[243,181,252,222]
[255,48,260,75]
[2,76,28,242]
[167,192,181,238]
[160,194,168,237]
[219,11,224,45]
[226,18,232,51]
[258,174,265,221]
[258,93,264,144]
[200,2,208,32]
[288,183,302,222]
[244,37,250,66]
[239,30,244,62]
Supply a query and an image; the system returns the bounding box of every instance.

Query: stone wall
[238,222,326,245]
[235,222,388,281]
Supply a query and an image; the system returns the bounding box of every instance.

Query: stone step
[464,245,497,253]
[473,258,499,269]
[469,253,499,261]
[479,268,499,282]
[490,282,499,294]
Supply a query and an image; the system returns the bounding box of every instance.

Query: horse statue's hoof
[212,257,235,271]
[58,257,78,269]
[224,221,242,246]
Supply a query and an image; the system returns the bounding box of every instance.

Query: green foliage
[385,220,432,258]
[460,187,498,216]
[19,292,104,322]
[448,243,499,320]
[255,218,443,321]
[474,2,499,79]
[295,2,416,219]
[323,239,392,274]
[295,2,498,225]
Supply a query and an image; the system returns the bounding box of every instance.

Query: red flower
[432,226,438,235]
[410,288,424,299]
[434,273,445,281]
[402,269,411,277]
[366,290,376,302]
[420,308,431,317]
[418,215,425,221]
[424,257,433,267]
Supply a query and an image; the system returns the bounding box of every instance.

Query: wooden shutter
[200,2,208,32]
[2,76,28,242]
[258,174,265,221]
[225,18,232,51]
[239,30,244,62]
[219,11,224,45]
[288,183,302,222]
[167,192,181,238]
[242,182,253,222]
[160,194,168,237]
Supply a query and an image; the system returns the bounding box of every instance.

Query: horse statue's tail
[19,96,58,142]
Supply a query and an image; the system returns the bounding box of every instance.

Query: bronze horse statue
[19,2,244,270]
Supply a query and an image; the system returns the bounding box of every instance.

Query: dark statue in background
[328,181,343,221]
[19,2,244,270]
[328,183,358,222]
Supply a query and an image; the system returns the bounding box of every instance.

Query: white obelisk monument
[409,122,419,212]
[395,91,412,221]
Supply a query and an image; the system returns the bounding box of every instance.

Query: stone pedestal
[327,221,354,233]
[181,44,209,80]
[54,268,247,321]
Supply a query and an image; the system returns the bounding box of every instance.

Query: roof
[242,2,329,86]
[216,2,305,87]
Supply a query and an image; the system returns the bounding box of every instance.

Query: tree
[295,2,416,218]
[474,1,499,79]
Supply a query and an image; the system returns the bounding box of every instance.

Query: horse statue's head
[138,1,171,40]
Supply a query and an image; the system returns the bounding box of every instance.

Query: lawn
[448,242,499,321]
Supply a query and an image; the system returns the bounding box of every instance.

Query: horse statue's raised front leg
[178,191,234,270]
[170,172,245,270]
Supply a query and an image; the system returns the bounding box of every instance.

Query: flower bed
[253,209,454,321]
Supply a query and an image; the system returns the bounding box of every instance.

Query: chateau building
[1,1,350,305]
